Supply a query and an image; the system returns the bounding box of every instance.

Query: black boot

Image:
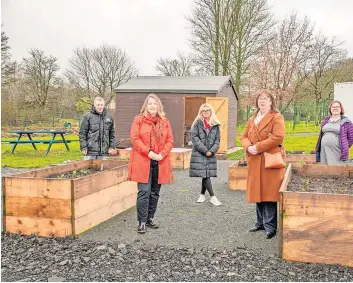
[265,231,277,239]
[138,222,146,234]
[249,226,265,232]
[146,218,159,229]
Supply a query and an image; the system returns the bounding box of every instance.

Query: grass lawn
[2,133,352,167]
[1,135,82,168]
[237,121,321,136]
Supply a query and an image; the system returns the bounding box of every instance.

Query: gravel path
[80,161,277,255]
[2,162,353,281]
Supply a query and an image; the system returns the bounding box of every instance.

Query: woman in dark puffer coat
[189,103,222,206]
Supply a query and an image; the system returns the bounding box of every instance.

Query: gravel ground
[2,233,352,282]
[79,161,277,255]
[287,173,353,194]
[2,161,353,281]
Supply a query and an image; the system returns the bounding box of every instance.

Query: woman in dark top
[189,103,222,206]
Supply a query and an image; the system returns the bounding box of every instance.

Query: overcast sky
[2,0,353,76]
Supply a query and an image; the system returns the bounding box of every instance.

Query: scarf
[203,118,211,132]
[254,109,269,126]
[146,114,163,153]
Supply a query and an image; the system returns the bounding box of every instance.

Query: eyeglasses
[202,109,211,113]
[331,106,341,109]
[258,97,270,101]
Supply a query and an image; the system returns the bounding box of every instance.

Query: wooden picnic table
[7,129,74,155]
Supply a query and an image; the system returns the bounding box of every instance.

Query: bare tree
[188,0,233,76]
[302,34,346,121]
[1,30,10,66]
[187,0,273,91]
[156,51,194,76]
[334,57,353,82]
[230,0,274,94]
[65,44,138,104]
[1,29,16,86]
[256,12,315,111]
[21,49,60,107]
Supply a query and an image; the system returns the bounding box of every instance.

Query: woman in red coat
[128,94,174,234]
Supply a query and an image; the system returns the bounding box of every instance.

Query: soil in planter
[238,160,247,167]
[48,168,100,179]
[287,173,353,194]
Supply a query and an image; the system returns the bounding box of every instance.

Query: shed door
[206,97,228,153]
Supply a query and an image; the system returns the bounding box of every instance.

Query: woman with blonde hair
[240,89,285,239]
[189,103,222,206]
[128,93,174,234]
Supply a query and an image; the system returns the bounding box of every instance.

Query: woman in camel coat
[240,90,285,239]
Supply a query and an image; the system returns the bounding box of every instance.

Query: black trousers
[255,202,277,233]
[201,177,214,196]
[137,160,161,223]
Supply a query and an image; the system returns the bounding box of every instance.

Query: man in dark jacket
[79,97,116,160]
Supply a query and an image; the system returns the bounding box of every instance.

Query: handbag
[254,118,286,169]
[263,148,285,169]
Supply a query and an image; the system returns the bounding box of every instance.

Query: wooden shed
[114,76,238,153]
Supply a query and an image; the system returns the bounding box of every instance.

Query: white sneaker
[210,196,222,206]
[196,194,206,203]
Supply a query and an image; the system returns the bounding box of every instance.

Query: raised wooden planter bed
[3,160,137,238]
[279,163,353,267]
[228,153,317,191]
[285,153,316,163]
[228,160,247,191]
[118,147,192,169]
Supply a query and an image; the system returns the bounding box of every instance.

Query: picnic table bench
[4,130,76,155]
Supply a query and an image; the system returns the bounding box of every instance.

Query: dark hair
[255,89,278,112]
[328,100,345,116]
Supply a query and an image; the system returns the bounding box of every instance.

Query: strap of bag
[254,114,284,155]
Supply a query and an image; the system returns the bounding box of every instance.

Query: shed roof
[115,75,235,95]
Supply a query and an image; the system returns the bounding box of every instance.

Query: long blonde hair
[140,93,167,119]
[192,103,220,127]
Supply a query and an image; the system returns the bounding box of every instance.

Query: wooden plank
[282,192,353,219]
[14,160,93,178]
[279,165,292,257]
[5,197,72,219]
[4,178,71,199]
[292,164,353,177]
[2,177,6,232]
[74,181,138,219]
[279,164,292,193]
[170,152,184,169]
[74,182,137,235]
[119,148,191,169]
[229,179,247,191]
[73,166,128,199]
[118,149,131,160]
[5,216,72,237]
[183,150,191,169]
[282,215,353,267]
[281,190,353,267]
[206,97,228,153]
[91,160,128,171]
[228,161,248,190]
[70,179,76,237]
[286,154,315,163]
